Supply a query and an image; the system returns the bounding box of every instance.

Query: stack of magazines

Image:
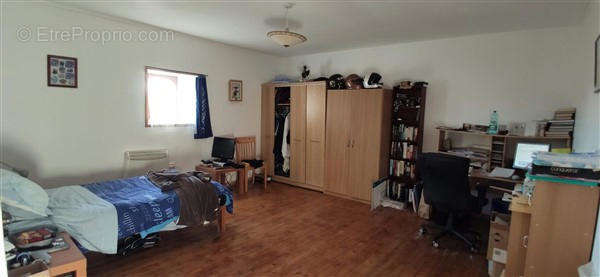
[531,151,600,183]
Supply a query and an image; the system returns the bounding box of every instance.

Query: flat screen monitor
[211,137,235,161]
[513,143,551,170]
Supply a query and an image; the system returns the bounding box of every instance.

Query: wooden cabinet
[325,89,391,203]
[505,181,599,277]
[290,85,307,183]
[261,81,326,190]
[324,90,352,196]
[261,85,275,176]
[306,82,327,188]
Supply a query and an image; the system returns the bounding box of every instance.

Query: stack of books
[545,108,575,138]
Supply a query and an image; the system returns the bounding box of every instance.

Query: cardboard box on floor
[487,213,510,277]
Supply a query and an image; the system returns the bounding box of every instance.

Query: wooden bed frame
[218,205,226,232]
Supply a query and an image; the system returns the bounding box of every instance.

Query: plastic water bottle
[488,110,499,134]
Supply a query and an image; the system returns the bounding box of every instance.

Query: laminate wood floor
[87,182,488,276]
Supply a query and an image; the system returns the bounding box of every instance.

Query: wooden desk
[49,233,86,277]
[470,169,520,192]
[505,181,599,276]
[195,163,244,194]
[437,128,571,170]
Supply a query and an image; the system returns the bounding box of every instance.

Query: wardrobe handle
[351,139,355,148]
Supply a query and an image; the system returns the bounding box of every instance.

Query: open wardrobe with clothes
[274,87,291,177]
[261,81,326,191]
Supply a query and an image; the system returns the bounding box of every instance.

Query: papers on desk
[489,167,515,178]
[501,192,513,202]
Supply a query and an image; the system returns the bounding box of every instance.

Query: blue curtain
[194,76,213,139]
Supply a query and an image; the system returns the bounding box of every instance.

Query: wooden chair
[234,136,268,192]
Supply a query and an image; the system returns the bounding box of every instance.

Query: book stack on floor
[544,108,575,138]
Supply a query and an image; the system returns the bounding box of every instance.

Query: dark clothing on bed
[147,171,220,226]
[145,172,181,191]
[174,174,219,225]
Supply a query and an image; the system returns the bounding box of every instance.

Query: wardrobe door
[305,82,326,188]
[349,90,384,201]
[325,90,351,195]
[290,85,307,183]
[261,85,275,175]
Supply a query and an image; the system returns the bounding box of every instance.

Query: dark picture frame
[229,80,242,101]
[595,35,600,93]
[47,55,78,88]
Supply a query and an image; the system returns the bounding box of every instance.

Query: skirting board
[323,190,371,205]
[271,176,324,192]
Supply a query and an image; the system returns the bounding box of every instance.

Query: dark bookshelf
[388,84,427,204]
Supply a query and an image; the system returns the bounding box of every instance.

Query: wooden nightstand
[48,233,86,277]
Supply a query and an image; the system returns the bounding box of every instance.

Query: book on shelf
[391,141,417,160]
[548,119,575,124]
[389,160,416,179]
[387,180,409,202]
[392,124,418,141]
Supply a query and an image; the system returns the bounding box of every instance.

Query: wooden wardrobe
[261,81,327,191]
[324,89,391,204]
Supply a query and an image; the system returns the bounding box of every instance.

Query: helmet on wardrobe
[327,74,346,90]
[363,73,383,88]
[345,74,364,90]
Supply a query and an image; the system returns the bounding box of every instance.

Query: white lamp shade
[267,30,307,48]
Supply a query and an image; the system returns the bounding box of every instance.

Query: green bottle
[488,110,498,134]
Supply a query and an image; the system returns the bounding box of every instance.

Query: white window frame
[144,66,200,127]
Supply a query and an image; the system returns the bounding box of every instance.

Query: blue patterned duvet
[47,175,232,254]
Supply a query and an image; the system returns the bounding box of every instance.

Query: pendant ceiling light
[267,3,307,48]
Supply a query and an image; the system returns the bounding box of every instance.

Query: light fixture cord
[285,6,289,31]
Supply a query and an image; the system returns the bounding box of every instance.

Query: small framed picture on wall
[47,55,78,88]
[229,80,242,101]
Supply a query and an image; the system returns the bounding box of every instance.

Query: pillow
[0,161,29,178]
[0,168,49,219]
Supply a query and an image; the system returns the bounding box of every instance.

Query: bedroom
[1,0,600,276]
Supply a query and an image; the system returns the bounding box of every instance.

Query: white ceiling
[61,0,590,57]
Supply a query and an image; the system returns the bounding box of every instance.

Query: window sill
[145,124,195,128]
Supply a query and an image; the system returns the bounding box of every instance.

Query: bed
[45,173,233,254]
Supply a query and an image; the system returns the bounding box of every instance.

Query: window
[145,67,197,127]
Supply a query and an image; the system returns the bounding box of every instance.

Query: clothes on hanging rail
[282,113,290,172]
[274,106,290,177]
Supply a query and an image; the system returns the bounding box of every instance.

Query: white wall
[1,3,285,187]
[286,22,597,153]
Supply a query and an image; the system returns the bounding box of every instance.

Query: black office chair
[417,152,488,252]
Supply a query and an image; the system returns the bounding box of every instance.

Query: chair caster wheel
[469,246,477,253]
[418,227,426,236]
[432,241,440,248]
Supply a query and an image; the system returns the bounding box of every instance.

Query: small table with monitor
[196,136,246,193]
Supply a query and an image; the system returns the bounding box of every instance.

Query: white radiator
[123,149,168,177]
